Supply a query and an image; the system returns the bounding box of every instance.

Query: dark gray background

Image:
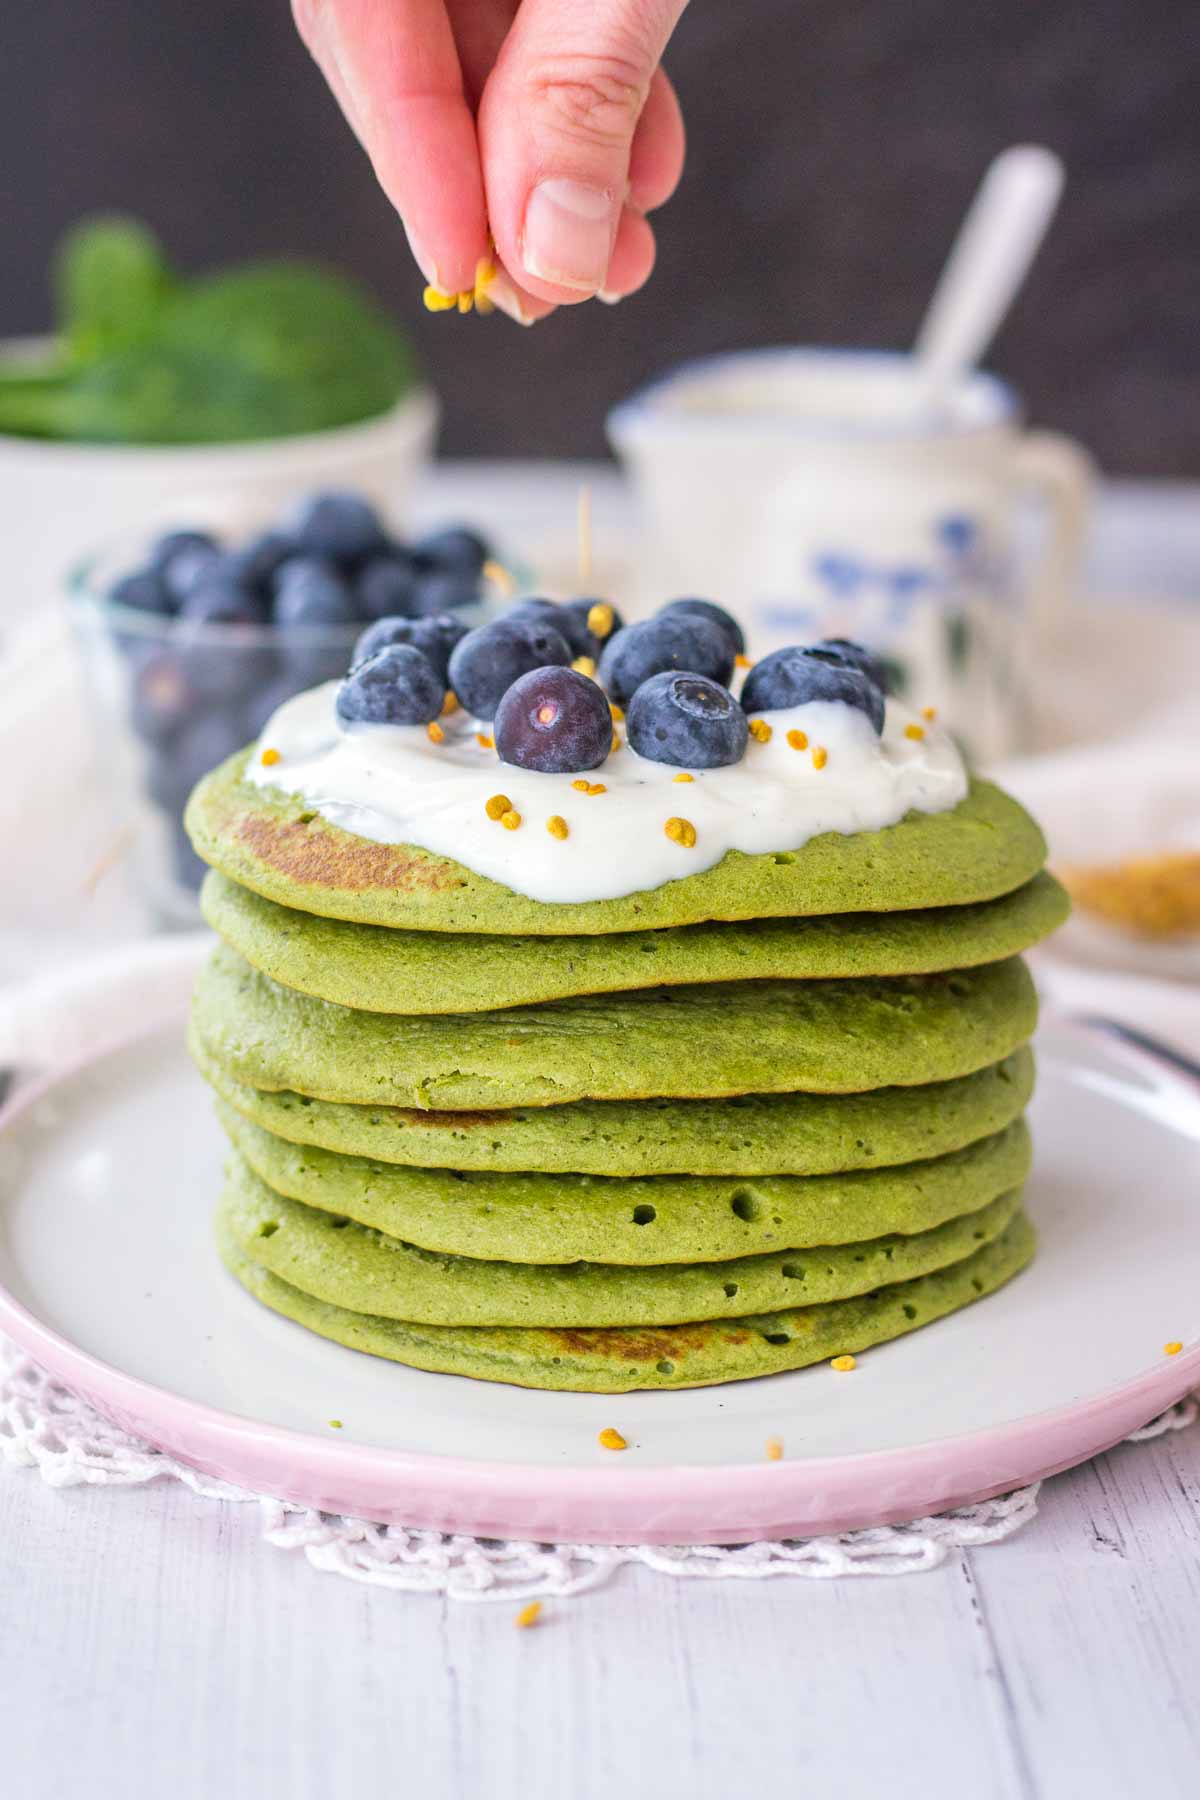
[6,0,1198,473]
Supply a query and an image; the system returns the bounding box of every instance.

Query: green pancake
[201,867,1068,1014]
[217,1205,1035,1390]
[220,1154,1023,1327]
[218,1100,1032,1265]
[186,755,1046,935]
[194,943,1038,1108]
[196,1028,1034,1175]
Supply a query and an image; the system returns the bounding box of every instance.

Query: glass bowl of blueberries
[68,488,503,925]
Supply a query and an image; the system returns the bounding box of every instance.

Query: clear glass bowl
[68,538,503,927]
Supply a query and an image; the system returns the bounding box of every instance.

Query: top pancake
[186,753,1046,935]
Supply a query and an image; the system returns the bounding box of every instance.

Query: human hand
[292,0,689,323]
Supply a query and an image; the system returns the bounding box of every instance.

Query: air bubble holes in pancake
[730,1189,760,1223]
[723,1282,739,1298]
[903,1303,918,1320]
[631,1204,657,1226]
[656,1360,675,1375]
[258,1220,279,1238]
[762,1331,791,1345]
[780,1262,805,1282]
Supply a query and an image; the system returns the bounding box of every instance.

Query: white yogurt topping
[246,683,968,904]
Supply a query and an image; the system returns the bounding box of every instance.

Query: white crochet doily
[2,1338,1195,1601]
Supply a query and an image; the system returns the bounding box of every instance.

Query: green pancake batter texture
[186,730,1057,1391]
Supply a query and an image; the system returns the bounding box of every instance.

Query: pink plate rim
[1,1018,1197,1547]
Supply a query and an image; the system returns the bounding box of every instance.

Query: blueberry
[228,530,295,597]
[109,568,173,618]
[336,645,444,726]
[658,597,746,658]
[413,525,489,581]
[559,597,625,660]
[149,529,217,577]
[414,570,481,615]
[357,552,420,621]
[807,636,892,694]
[178,571,274,700]
[495,667,612,773]
[507,598,599,661]
[597,613,734,709]
[448,617,572,720]
[162,542,223,604]
[740,645,885,733]
[626,672,748,769]
[273,557,358,687]
[144,704,250,815]
[129,647,200,745]
[290,491,388,566]
[181,570,269,629]
[352,612,467,686]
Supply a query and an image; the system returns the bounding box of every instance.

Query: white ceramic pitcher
[608,348,1092,761]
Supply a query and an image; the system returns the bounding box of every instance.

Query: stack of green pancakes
[186,753,1066,1392]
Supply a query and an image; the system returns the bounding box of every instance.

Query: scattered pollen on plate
[598,1427,628,1451]
[831,1354,857,1372]
[515,1601,543,1628]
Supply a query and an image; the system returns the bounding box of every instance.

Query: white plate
[1,975,1198,1544]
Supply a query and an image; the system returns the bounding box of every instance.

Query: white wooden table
[2,470,1199,1798]
[2,1420,1199,1799]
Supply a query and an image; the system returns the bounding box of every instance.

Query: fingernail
[522,179,614,292]
[487,272,537,327]
[597,289,623,306]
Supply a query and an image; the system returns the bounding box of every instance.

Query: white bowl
[0,335,439,642]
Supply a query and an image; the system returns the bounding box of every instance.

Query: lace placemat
[2,1339,1195,1602]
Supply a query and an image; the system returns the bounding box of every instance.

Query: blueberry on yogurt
[740,644,885,734]
[352,612,467,685]
[626,671,748,769]
[808,636,891,694]
[657,597,746,658]
[598,613,734,709]
[336,644,444,726]
[494,666,613,773]
[448,617,572,720]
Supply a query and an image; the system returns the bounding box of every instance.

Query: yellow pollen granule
[673,772,694,783]
[474,256,496,303]
[587,602,615,639]
[665,816,697,848]
[831,1354,857,1372]
[547,814,569,840]
[748,719,772,744]
[500,809,522,831]
[765,1435,784,1461]
[515,1601,543,1629]
[812,745,828,770]
[598,1427,628,1451]
[905,723,926,741]
[922,705,937,722]
[476,732,494,749]
[611,733,622,753]
[457,290,473,314]
[482,558,516,597]
[260,747,281,766]
[786,728,808,751]
[735,653,752,669]
[485,793,513,821]
[422,286,457,312]
[572,655,597,677]
[571,779,590,792]
[328,1419,343,1430]
[441,690,459,716]
[427,720,445,744]
[610,702,625,722]
[586,782,606,796]
[1165,1341,1184,1355]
